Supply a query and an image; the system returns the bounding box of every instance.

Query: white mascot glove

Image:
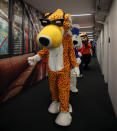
[78,52,82,57]
[76,58,81,65]
[28,54,41,66]
[72,67,80,77]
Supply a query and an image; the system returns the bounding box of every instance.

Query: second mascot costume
[70,24,82,93]
[28,9,80,126]
[80,33,92,68]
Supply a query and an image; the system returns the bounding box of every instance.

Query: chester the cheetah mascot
[28,9,80,126]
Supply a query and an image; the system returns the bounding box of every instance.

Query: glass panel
[0,0,9,55]
[13,0,23,54]
[24,11,28,53]
[33,30,36,51]
[29,21,33,52]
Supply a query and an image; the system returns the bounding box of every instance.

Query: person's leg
[57,71,70,112]
[48,71,59,114]
[55,71,72,126]
[70,70,78,92]
[48,71,59,101]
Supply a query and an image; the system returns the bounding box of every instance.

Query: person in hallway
[28,9,80,126]
[80,33,92,69]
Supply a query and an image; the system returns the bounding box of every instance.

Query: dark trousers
[82,54,91,67]
[79,60,83,74]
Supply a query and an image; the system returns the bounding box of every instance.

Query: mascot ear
[45,13,50,17]
[64,14,70,20]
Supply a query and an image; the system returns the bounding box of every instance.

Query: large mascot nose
[39,37,50,46]
[73,40,78,45]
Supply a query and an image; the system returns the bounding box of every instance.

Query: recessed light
[80,26,94,28]
[80,32,93,33]
[71,14,92,17]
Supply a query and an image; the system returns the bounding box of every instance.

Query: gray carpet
[0,56,117,131]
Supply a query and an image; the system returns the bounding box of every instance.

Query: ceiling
[24,0,113,41]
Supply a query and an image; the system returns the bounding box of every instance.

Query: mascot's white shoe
[48,101,60,114]
[48,102,72,114]
[55,112,72,126]
[69,104,72,113]
[70,87,78,93]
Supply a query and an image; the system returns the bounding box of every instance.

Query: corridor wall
[96,33,101,66]
[108,0,117,116]
[96,30,104,74]
[103,17,109,83]
[97,0,117,116]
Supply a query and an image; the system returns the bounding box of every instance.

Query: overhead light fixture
[80,26,94,28]
[80,32,93,33]
[71,14,92,17]
[88,35,94,37]
[96,20,104,25]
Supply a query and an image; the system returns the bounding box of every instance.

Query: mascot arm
[68,35,79,67]
[78,52,82,57]
[76,57,81,65]
[37,48,48,59]
[28,48,48,66]
[28,54,41,66]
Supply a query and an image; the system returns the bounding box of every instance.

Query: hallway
[0,57,117,131]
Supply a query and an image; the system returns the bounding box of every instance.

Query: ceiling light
[88,35,94,37]
[71,14,92,17]
[80,32,93,34]
[80,26,94,28]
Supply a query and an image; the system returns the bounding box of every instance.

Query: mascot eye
[40,19,50,26]
[54,19,64,26]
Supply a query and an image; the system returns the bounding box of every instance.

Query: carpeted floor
[0,56,117,131]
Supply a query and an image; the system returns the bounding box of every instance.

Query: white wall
[108,0,117,116]
[101,30,104,74]
[96,30,104,74]
[103,17,109,83]
[96,0,117,116]
[96,33,101,65]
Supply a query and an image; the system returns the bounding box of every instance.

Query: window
[0,0,9,55]
[24,11,29,53]
[29,21,33,52]
[13,0,23,55]
[0,0,42,57]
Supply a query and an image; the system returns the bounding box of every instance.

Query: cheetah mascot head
[36,9,71,48]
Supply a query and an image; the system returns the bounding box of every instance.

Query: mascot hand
[78,52,82,57]
[77,58,81,65]
[72,67,80,77]
[28,54,40,66]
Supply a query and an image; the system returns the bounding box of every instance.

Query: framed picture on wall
[0,0,9,55]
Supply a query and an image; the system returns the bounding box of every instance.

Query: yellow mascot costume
[28,9,80,126]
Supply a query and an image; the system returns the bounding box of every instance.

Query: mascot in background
[80,33,92,68]
[28,9,80,126]
[70,24,82,93]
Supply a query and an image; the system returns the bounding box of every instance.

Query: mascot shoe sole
[55,112,72,126]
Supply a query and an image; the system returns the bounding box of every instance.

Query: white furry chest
[48,44,63,71]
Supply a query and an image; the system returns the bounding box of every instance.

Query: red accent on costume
[82,43,92,54]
